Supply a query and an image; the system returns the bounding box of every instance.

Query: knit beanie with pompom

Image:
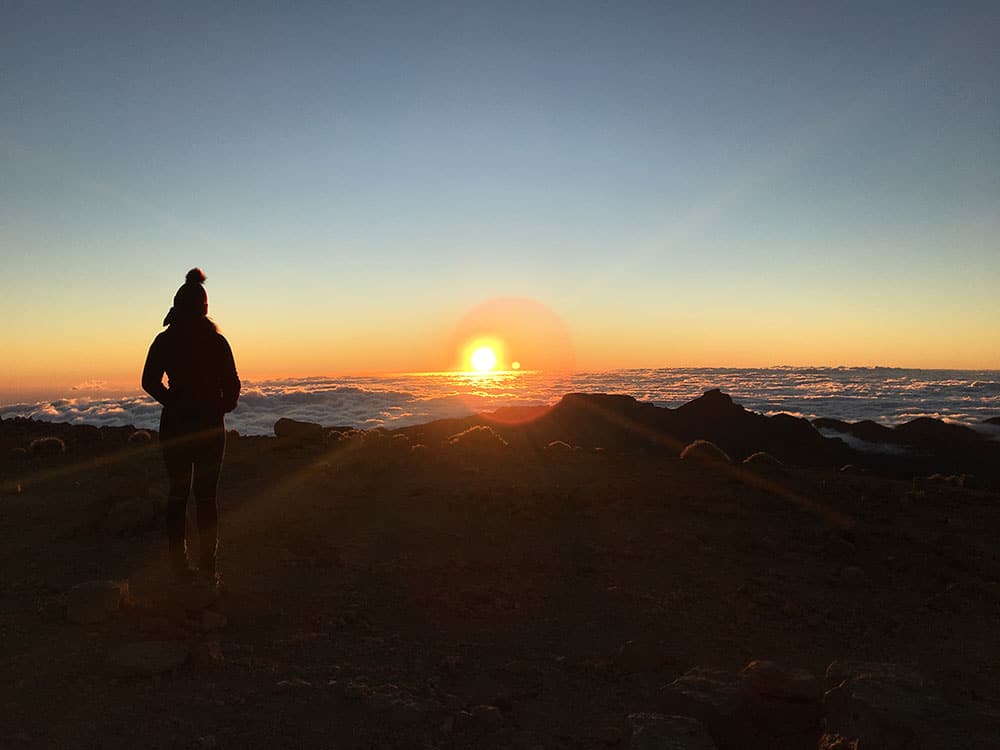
[163,268,208,326]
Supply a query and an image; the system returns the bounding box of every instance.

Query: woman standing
[142,268,240,583]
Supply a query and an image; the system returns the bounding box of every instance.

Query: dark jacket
[142,320,240,428]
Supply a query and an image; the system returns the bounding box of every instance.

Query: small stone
[105,640,189,677]
[66,580,129,624]
[818,734,858,750]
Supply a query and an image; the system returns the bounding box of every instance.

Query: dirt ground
[1,429,999,749]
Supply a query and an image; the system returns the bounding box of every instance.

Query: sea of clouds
[2,368,999,438]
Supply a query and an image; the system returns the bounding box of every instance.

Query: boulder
[740,660,822,734]
[447,425,509,452]
[104,640,189,677]
[894,417,982,444]
[66,580,129,624]
[29,436,66,456]
[741,660,822,702]
[628,713,717,750]
[741,451,784,471]
[544,440,574,453]
[660,667,745,747]
[822,661,943,750]
[680,440,732,464]
[274,418,325,442]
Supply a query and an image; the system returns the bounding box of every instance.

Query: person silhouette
[142,268,240,583]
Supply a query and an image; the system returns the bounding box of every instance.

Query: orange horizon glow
[3,292,1000,402]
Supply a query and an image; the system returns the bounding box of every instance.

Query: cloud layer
[1,368,997,438]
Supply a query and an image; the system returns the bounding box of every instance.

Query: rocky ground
[1,394,999,749]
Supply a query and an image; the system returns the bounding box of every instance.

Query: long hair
[167,315,219,335]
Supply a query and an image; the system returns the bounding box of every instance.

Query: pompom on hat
[163,268,209,325]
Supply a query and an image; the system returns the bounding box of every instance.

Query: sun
[470,346,497,373]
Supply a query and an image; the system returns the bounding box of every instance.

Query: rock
[741,660,822,702]
[680,440,732,464]
[274,418,325,442]
[660,667,745,747]
[29,436,65,456]
[628,713,717,750]
[894,417,982,444]
[66,580,129,624]
[447,425,509,452]
[818,734,858,750]
[742,451,784,471]
[740,660,822,734]
[104,640,189,676]
[822,661,949,750]
[545,440,574,453]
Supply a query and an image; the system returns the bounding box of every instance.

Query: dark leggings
[161,419,226,564]
[162,425,226,500]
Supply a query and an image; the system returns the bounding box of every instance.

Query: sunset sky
[2,2,998,398]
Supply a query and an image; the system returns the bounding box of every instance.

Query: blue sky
[1,1,998,393]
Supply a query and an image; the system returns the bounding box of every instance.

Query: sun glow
[470,346,498,372]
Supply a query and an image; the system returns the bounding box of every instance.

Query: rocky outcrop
[660,667,746,747]
[814,413,1000,484]
[741,451,784,471]
[273,418,324,442]
[660,661,823,748]
[447,425,509,453]
[822,660,999,749]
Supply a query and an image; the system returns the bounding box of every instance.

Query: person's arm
[219,336,241,413]
[141,336,171,406]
